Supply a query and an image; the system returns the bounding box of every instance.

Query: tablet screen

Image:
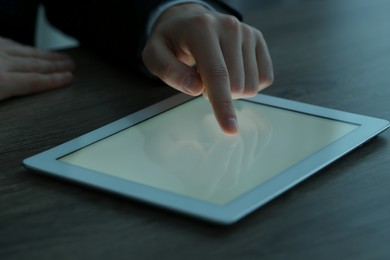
[60,97,358,205]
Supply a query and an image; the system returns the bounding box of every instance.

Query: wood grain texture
[1,0,390,259]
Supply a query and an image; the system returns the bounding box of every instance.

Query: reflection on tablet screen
[60,97,358,205]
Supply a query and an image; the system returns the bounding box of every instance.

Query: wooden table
[1,0,390,259]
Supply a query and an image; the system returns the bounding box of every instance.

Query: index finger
[190,31,238,135]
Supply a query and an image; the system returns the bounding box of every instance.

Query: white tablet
[23,93,389,225]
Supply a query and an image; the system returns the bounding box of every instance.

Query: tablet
[23,93,389,224]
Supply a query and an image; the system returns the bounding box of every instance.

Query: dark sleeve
[42,0,166,70]
[203,0,242,20]
[0,0,39,45]
[42,0,241,71]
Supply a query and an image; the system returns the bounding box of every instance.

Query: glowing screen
[60,97,357,205]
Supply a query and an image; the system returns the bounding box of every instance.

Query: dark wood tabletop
[1,0,390,259]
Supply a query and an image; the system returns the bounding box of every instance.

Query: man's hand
[0,37,75,101]
[142,3,273,134]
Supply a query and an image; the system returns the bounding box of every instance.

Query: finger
[6,44,73,61]
[142,38,203,96]
[4,56,75,73]
[190,27,238,135]
[256,32,274,90]
[0,72,73,100]
[242,26,260,97]
[219,17,245,99]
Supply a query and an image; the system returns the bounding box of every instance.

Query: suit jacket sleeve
[42,0,241,71]
[0,0,39,45]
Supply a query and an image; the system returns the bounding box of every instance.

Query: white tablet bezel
[23,93,389,224]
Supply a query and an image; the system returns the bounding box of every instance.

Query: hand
[142,3,273,134]
[0,37,75,101]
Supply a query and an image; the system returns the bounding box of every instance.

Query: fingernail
[183,75,201,95]
[227,117,239,134]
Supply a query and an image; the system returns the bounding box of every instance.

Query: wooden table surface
[1,0,390,259]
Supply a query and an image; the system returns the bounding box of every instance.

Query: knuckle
[222,15,241,31]
[180,13,214,33]
[243,25,258,44]
[192,13,215,27]
[209,65,229,80]
[241,24,253,35]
